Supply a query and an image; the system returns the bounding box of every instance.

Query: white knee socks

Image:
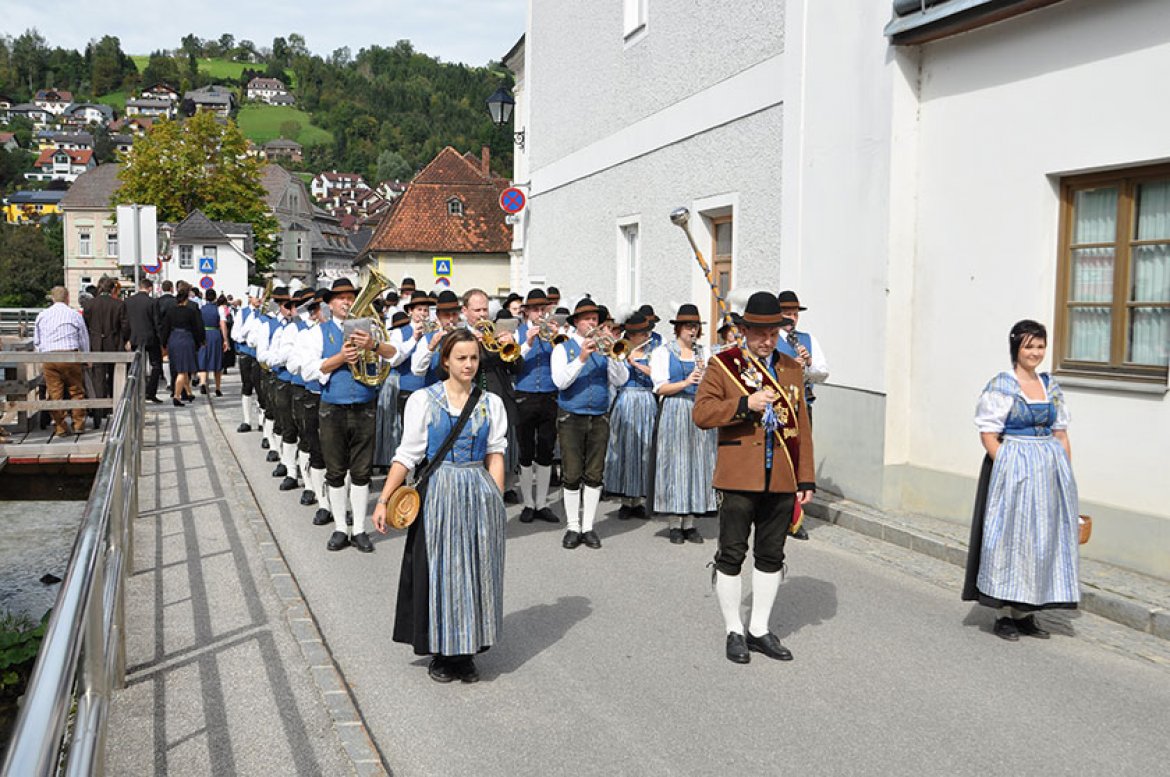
[311,468,327,507]
[349,483,369,535]
[682,515,695,531]
[519,465,535,509]
[263,418,274,445]
[329,486,349,536]
[582,486,601,533]
[534,464,552,509]
[241,395,254,426]
[715,572,744,635]
[297,451,311,487]
[749,569,782,637]
[669,515,683,530]
[563,488,581,532]
[281,442,298,477]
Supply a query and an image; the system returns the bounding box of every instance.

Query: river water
[0,501,83,621]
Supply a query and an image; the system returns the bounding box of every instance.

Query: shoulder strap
[415,386,484,486]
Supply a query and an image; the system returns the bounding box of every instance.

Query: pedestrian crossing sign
[198,256,216,274]
[433,257,452,277]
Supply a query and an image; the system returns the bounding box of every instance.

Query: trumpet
[537,313,568,345]
[583,327,630,360]
[474,319,521,362]
[418,319,441,335]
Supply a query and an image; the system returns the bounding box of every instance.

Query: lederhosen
[236,307,257,397]
[515,323,558,468]
[318,320,380,488]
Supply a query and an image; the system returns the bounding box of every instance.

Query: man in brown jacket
[693,291,815,665]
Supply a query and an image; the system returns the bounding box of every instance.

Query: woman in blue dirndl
[650,304,718,544]
[373,312,407,470]
[197,288,228,396]
[604,312,658,519]
[375,328,508,683]
[963,320,1080,642]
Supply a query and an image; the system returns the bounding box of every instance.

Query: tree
[330,46,351,68]
[0,220,63,307]
[271,37,288,66]
[12,29,48,94]
[219,34,235,54]
[0,147,34,193]
[89,35,133,96]
[141,50,180,88]
[113,112,280,272]
[92,125,116,164]
[374,150,412,183]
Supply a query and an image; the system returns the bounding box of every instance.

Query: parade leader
[692,291,815,665]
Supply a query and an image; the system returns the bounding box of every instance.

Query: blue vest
[419,331,443,387]
[667,349,698,397]
[1003,374,1054,438]
[238,307,256,357]
[320,320,378,405]
[775,330,812,361]
[425,386,490,463]
[265,317,282,367]
[557,339,611,416]
[282,318,307,386]
[393,324,426,392]
[622,354,654,390]
[515,323,555,393]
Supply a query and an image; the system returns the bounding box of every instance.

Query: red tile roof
[364,147,511,255]
[34,148,94,167]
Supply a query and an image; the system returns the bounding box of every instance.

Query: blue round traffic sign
[199,275,214,290]
[499,187,526,214]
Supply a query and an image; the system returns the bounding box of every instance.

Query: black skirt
[392,483,432,656]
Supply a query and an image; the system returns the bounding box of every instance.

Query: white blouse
[391,389,509,471]
[974,372,1071,433]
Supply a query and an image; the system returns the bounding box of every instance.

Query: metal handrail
[1,349,144,777]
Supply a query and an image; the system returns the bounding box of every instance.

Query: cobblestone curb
[213,407,389,777]
[805,495,1170,642]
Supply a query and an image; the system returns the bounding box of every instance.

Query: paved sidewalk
[106,397,360,775]
[805,493,1170,640]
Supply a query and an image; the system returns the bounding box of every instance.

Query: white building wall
[159,243,251,302]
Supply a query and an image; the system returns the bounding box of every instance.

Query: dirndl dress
[393,385,508,656]
[603,358,657,498]
[651,346,717,515]
[962,372,1080,611]
[197,304,224,372]
[168,329,199,375]
[373,373,402,467]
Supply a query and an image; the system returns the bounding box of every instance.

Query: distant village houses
[245,77,295,106]
[310,171,368,200]
[25,148,95,183]
[184,85,235,117]
[32,89,73,115]
[261,138,303,163]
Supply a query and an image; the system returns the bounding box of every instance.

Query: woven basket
[1078,514,1092,545]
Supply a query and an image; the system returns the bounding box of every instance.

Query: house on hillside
[0,132,18,152]
[260,164,358,284]
[141,83,180,103]
[125,98,175,119]
[110,116,154,136]
[36,131,94,151]
[310,171,368,201]
[110,133,134,155]
[25,148,96,183]
[159,209,254,300]
[6,103,53,128]
[60,103,115,127]
[359,146,512,295]
[33,89,73,115]
[245,77,294,105]
[261,138,303,163]
[184,85,236,117]
[3,190,67,225]
[59,164,123,298]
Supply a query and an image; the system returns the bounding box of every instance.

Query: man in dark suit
[157,280,177,391]
[125,277,164,402]
[84,276,131,424]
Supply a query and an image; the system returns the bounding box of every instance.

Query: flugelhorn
[474,320,520,362]
[537,313,568,345]
[583,327,630,360]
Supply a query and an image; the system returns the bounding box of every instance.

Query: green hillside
[131,56,296,87]
[236,104,332,147]
[96,91,128,112]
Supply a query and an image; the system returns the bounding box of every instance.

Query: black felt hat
[405,293,433,310]
[434,289,461,313]
[777,290,807,312]
[271,286,291,303]
[638,304,660,324]
[322,277,358,302]
[598,305,614,325]
[390,311,409,329]
[622,312,652,334]
[400,277,416,293]
[669,304,702,326]
[734,291,787,327]
[523,288,549,307]
[546,286,561,303]
[567,297,601,325]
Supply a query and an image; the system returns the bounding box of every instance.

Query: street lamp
[486,86,525,150]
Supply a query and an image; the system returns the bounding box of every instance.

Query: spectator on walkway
[84,276,130,427]
[78,284,97,314]
[125,278,164,403]
[161,281,205,407]
[34,286,90,436]
[157,280,177,392]
[197,288,229,397]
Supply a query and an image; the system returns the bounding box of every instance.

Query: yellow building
[3,190,66,224]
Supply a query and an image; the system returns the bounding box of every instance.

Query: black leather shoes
[726,633,750,664]
[790,525,810,541]
[1013,615,1050,639]
[428,657,456,683]
[581,530,601,549]
[617,505,632,520]
[536,507,559,523]
[351,532,374,553]
[326,531,350,551]
[630,504,648,519]
[261,438,270,449]
[746,632,794,661]
[237,423,251,432]
[669,528,685,544]
[503,489,521,505]
[562,530,582,549]
[272,464,288,477]
[519,507,536,523]
[279,476,298,491]
[313,509,332,526]
[266,450,279,462]
[452,656,480,684]
[993,617,1020,641]
[300,490,317,506]
[683,527,704,544]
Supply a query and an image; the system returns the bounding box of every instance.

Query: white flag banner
[116,204,158,267]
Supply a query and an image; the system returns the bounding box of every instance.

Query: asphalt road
[214,381,1170,777]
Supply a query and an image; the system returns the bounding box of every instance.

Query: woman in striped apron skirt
[604,312,658,519]
[377,329,508,684]
[650,304,718,544]
[963,320,1079,642]
[373,312,409,470]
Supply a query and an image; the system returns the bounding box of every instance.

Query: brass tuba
[347,265,395,386]
[474,319,521,362]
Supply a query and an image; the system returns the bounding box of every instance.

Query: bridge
[2,362,1170,776]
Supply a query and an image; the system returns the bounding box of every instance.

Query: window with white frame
[202,245,217,259]
[106,230,117,257]
[624,0,648,38]
[618,221,640,309]
[78,231,91,256]
[179,245,193,269]
[447,197,464,216]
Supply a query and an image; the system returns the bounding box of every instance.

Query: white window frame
[179,245,193,269]
[105,230,118,258]
[623,0,649,42]
[78,230,92,257]
[616,215,641,310]
[447,197,464,216]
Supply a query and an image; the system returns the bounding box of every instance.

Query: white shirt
[388,326,420,368]
[411,331,442,376]
[650,343,686,393]
[286,320,317,382]
[267,318,297,368]
[391,389,508,471]
[550,332,629,390]
[242,311,265,349]
[802,332,830,384]
[231,306,257,344]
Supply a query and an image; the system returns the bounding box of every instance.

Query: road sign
[199,275,214,290]
[433,257,452,277]
[499,187,526,214]
[505,214,520,225]
[434,277,451,288]
[198,256,217,274]
[143,263,160,274]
